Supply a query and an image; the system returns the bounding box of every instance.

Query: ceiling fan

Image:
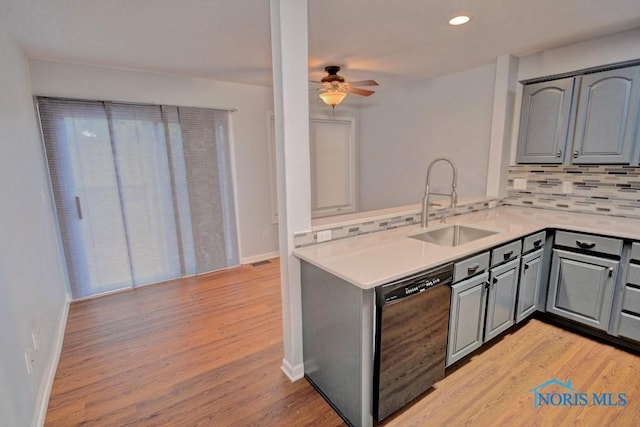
[313,65,379,109]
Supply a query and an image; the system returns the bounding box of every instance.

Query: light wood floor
[45,259,342,426]
[46,259,640,426]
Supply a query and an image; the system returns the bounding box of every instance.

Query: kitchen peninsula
[294,205,640,426]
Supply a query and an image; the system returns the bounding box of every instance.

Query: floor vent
[251,260,271,267]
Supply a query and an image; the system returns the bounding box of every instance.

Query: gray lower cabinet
[617,263,640,342]
[516,77,575,164]
[516,249,544,323]
[485,258,520,342]
[446,272,488,366]
[546,249,618,331]
[572,65,640,164]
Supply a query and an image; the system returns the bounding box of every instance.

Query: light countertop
[293,206,640,289]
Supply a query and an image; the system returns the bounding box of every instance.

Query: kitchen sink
[409,224,499,247]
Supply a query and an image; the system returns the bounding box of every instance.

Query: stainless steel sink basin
[409,224,499,247]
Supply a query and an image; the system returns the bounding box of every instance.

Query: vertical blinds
[38,97,238,299]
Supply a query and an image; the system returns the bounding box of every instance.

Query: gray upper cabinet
[516,77,576,164]
[547,249,618,331]
[572,66,640,164]
[516,63,640,165]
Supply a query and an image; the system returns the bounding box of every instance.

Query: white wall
[510,28,640,163]
[29,60,278,263]
[518,28,640,81]
[0,33,69,427]
[358,64,497,211]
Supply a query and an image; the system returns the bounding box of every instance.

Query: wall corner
[486,54,519,198]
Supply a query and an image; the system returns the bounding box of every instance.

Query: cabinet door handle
[609,267,614,278]
[524,263,529,271]
[503,250,513,260]
[484,281,491,290]
[533,239,542,248]
[556,150,562,158]
[576,240,596,249]
[573,150,579,158]
[467,264,480,275]
[492,277,498,284]
[75,196,83,220]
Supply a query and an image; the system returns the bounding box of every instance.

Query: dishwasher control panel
[381,263,453,304]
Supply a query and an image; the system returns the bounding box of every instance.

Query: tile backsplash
[506,165,640,218]
[295,165,640,249]
[294,198,502,248]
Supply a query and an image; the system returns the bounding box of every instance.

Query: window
[38,98,238,299]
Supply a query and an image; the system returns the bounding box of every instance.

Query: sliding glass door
[109,103,183,285]
[38,98,238,299]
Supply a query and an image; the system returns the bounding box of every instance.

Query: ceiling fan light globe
[319,91,347,107]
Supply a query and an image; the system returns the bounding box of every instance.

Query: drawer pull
[467,264,480,275]
[75,196,83,220]
[503,250,514,260]
[576,240,596,249]
[533,239,542,248]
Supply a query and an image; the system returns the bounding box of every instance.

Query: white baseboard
[32,294,70,427]
[281,358,304,382]
[240,251,279,265]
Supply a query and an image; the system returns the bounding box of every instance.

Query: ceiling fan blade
[348,80,379,87]
[348,87,375,96]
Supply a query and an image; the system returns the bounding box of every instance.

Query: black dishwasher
[373,263,453,422]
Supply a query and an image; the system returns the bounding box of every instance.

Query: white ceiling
[2,0,640,89]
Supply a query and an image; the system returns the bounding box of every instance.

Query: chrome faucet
[421,157,458,227]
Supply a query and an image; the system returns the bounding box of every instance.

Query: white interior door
[268,115,356,219]
[309,118,356,217]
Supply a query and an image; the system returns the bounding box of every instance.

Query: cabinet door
[547,249,618,330]
[446,272,488,366]
[516,249,543,323]
[516,77,575,164]
[485,258,520,342]
[572,66,640,164]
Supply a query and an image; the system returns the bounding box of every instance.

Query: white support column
[270,0,312,381]
[486,54,519,197]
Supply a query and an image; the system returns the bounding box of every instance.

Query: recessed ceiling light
[449,15,471,26]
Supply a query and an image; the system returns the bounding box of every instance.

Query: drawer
[618,312,640,342]
[623,286,640,314]
[628,264,640,286]
[554,231,622,256]
[522,231,546,254]
[453,251,490,283]
[631,243,640,262]
[491,240,522,267]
